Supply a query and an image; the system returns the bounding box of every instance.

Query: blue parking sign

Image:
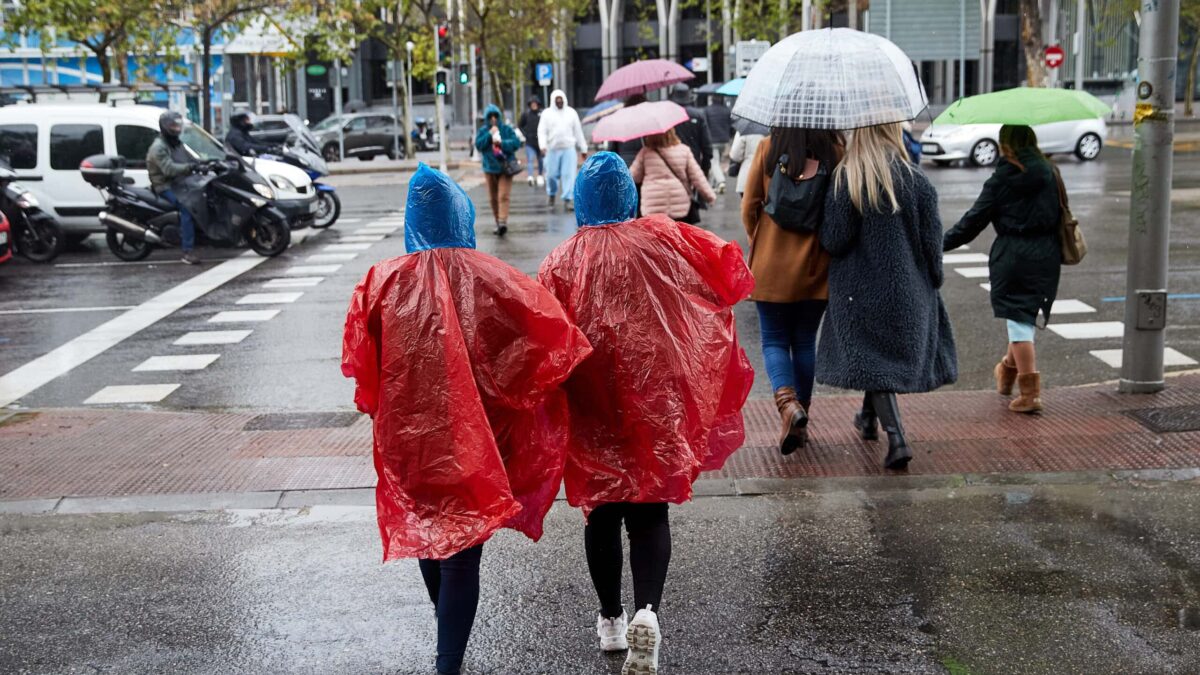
[535,63,553,86]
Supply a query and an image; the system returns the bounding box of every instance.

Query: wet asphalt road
[2,478,1199,674]
[2,149,1200,411]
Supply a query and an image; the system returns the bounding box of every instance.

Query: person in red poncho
[538,151,754,675]
[342,164,591,675]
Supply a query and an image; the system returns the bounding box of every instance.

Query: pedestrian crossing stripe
[133,354,221,372]
[84,384,179,404]
[1089,348,1198,369]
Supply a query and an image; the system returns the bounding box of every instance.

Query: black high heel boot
[869,392,913,470]
[853,392,878,441]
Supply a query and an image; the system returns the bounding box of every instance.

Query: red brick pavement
[3,375,1200,501]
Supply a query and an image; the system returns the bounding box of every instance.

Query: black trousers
[418,543,484,675]
[584,502,672,619]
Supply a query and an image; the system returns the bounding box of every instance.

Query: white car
[0,103,317,234]
[919,118,1106,167]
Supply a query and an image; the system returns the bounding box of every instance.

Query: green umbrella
[933,87,1111,126]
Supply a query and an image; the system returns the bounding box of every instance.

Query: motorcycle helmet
[159,111,184,141]
[231,110,256,131]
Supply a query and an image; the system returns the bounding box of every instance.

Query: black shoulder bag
[764,153,829,234]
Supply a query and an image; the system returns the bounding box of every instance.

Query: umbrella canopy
[695,81,725,95]
[933,87,1111,127]
[583,100,624,125]
[715,78,745,97]
[595,59,695,102]
[731,28,927,130]
[592,101,690,143]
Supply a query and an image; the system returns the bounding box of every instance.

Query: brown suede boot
[1009,373,1043,414]
[995,358,1018,396]
[774,387,808,456]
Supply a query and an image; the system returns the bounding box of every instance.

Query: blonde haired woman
[815,123,958,470]
[630,128,716,224]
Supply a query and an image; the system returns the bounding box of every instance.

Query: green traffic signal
[458,65,469,85]
[435,71,448,96]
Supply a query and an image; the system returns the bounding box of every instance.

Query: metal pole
[391,58,401,160]
[1074,0,1086,91]
[434,25,449,172]
[334,58,345,161]
[405,42,415,159]
[706,0,713,83]
[885,0,891,39]
[848,0,857,29]
[1119,0,1178,394]
[959,0,965,99]
[802,0,811,30]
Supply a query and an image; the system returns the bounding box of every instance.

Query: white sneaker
[536,175,545,187]
[527,175,535,186]
[622,606,660,675]
[596,610,628,652]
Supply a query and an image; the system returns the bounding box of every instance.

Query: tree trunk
[1019,0,1045,87]
[202,30,213,131]
[95,49,112,103]
[1187,34,1200,117]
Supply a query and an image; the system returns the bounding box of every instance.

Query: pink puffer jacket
[630,143,716,220]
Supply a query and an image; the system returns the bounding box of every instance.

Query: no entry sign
[1045,45,1065,69]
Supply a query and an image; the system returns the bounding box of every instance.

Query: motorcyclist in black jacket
[225,111,277,157]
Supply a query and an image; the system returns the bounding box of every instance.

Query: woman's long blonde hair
[833,122,913,214]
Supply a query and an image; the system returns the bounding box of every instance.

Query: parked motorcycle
[80,154,291,261]
[0,157,63,263]
[259,139,339,229]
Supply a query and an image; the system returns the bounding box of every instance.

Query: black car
[308,113,404,162]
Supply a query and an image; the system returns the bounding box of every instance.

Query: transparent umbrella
[731,28,927,130]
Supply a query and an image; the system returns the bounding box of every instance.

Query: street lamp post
[405,40,415,160]
[1119,0,1179,393]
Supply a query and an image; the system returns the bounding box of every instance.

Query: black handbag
[764,153,829,234]
[727,160,742,177]
[502,152,524,177]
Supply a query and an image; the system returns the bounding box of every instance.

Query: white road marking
[307,253,357,263]
[286,264,341,275]
[237,292,303,305]
[0,306,135,316]
[0,254,266,408]
[980,283,992,291]
[209,309,280,323]
[55,258,239,268]
[264,277,324,288]
[1089,348,1198,369]
[943,253,989,265]
[323,243,373,252]
[947,245,970,252]
[338,235,387,243]
[335,218,362,224]
[174,330,252,346]
[85,384,179,405]
[1048,321,1125,339]
[133,354,221,372]
[954,267,990,278]
[1051,299,1097,315]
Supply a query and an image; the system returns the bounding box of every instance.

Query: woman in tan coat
[630,128,716,224]
[742,127,843,455]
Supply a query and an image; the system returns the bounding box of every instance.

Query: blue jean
[1007,320,1036,343]
[160,189,195,252]
[756,300,828,403]
[545,148,578,199]
[418,543,483,675]
[524,144,544,176]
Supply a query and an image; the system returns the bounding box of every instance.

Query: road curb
[328,161,472,176]
[2,467,1196,516]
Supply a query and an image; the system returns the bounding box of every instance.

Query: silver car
[920,118,1106,167]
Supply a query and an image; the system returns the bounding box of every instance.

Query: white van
[0,103,318,235]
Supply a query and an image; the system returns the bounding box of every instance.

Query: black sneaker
[563,198,574,211]
[494,221,508,236]
[547,194,556,208]
[181,252,202,265]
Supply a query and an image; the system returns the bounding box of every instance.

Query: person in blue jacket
[474,104,522,236]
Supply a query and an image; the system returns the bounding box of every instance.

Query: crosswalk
[82,214,404,406]
[943,246,1197,371]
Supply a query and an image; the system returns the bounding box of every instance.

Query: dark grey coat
[815,160,958,393]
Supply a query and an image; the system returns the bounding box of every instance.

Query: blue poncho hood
[404,163,477,253]
[574,152,638,227]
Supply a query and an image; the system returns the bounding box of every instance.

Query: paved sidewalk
[3,374,1200,502]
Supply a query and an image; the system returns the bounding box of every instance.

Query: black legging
[584,502,672,619]
[418,543,484,675]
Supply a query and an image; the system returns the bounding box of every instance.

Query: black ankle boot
[869,392,912,470]
[853,393,878,441]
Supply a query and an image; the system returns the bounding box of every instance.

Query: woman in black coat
[943,125,1061,415]
[817,123,958,470]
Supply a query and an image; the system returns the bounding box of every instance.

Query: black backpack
[764,153,829,233]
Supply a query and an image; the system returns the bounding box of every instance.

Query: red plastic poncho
[343,248,592,561]
[537,214,755,514]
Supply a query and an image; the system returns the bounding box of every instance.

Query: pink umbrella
[592,101,690,143]
[594,59,695,102]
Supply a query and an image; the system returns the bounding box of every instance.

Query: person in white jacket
[536,88,588,210]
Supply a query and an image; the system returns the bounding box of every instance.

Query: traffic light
[437,24,451,64]
[458,64,469,85]
[435,70,448,96]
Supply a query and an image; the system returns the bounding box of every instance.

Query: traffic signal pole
[434,25,449,173]
[1119,0,1179,393]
